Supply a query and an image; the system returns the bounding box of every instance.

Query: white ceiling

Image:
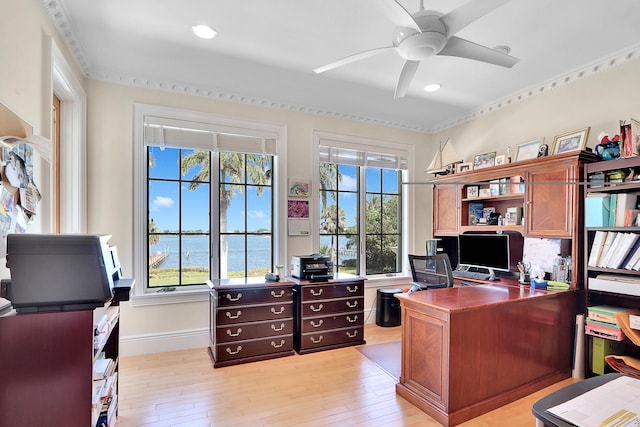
[43,0,640,133]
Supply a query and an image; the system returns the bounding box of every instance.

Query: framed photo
[456,162,472,173]
[515,138,543,161]
[553,127,590,155]
[495,155,507,166]
[466,185,479,198]
[473,151,496,170]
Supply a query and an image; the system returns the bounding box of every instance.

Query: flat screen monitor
[4,233,116,313]
[458,233,521,277]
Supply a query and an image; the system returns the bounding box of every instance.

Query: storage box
[591,336,625,375]
[585,193,611,227]
[630,314,640,330]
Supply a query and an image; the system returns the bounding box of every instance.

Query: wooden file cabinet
[207,279,295,368]
[292,276,366,354]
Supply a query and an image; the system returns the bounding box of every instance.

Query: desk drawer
[216,319,293,343]
[213,335,294,363]
[300,312,363,333]
[217,302,293,325]
[301,297,363,316]
[217,287,292,307]
[300,326,364,351]
[301,282,363,300]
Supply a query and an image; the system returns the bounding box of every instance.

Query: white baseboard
[120,309,378,357]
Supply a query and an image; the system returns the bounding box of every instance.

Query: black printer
[291,254,334,281]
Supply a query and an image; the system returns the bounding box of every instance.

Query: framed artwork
[288,178,310,197]
[473,151,496,170]
[495,155,507,166]
[466,185,479,198]
[456,162,472,173]
[553,127,590,155]
[515,138,543,161]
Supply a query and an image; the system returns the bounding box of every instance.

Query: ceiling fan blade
[394,60,420,99]
[373,0,421,32]
[438,36,519,68]
[441,0,511,36]
[313,46,394,74]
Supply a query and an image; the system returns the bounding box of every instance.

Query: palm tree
[181,149,272,276]
[148,218,160,246]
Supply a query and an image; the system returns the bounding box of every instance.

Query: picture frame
[515,138,543,161]
[552,127,590,155]
[495,155,507,166]
[466,185,479,198]
[473,151,496,170]
[456,162,472,173]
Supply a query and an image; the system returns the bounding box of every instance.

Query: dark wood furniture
[291,275,366,354]
[584,157,640,375]
[532,373,622,426]
[0,306,120,427]
[395,283,579,427]
[207,279,296,368]
[431,151,597,288]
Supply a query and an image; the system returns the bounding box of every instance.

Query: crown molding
[41,0,640,135]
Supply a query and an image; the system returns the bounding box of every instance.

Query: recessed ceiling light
[192,24,217,39]
[424,83,441,92]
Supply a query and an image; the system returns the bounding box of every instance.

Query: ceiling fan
[313,0,519,98]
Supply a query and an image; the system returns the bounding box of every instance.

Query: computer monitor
[458,232,523,277]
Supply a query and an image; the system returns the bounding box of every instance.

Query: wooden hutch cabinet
[431,151,597,287]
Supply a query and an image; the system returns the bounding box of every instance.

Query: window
[316,132,411,278]
[134,104,286,302]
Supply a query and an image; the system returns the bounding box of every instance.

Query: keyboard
[452,270,494,281]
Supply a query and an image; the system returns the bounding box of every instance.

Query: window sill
[130,287,209,307]
[363,274,412,288]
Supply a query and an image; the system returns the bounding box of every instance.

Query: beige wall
[4,0,640,355]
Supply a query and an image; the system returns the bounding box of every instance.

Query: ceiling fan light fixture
[424,83,441,92]
[192,24,217,39]
[397,31,447,60]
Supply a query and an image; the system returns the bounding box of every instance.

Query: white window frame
[312,130,414,284]
[132,103,287,305]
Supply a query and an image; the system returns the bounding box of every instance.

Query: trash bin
[376,288,402,327]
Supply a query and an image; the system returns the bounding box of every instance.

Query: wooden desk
[395,283,579,427]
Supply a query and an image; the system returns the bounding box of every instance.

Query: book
[599,232,624,268]
[609,193,617,226]
[626,209,640,227]
[608,233,639,269]
[588,230,607,267]
[589,304,635,324]
[596,231,617,267]
[625,239,640,269]
[468,202,483,225]
[585,322,625,341]
[614,192,640,226]
[591,337,625,375]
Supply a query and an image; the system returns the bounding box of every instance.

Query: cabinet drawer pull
[310,304,324,312]
[271,340,286,349]
[226,328,243,337]
[310,335,324,344]
[271,289,285,298]
[225,292,243,302]
[346,300,358,308]
[271,306,285,315]
[271,323,285,332]
[226,346,242,355]
[310,319,324,328]
[346,315,358,323]
[347,330,358,338]
[346,285,358,293]
[226,310,242,319]
[310,288,323,296]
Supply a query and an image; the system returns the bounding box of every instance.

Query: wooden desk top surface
[395,282,576,313]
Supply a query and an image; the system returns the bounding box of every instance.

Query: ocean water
[150,234,272,273]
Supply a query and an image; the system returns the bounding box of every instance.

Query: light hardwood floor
[117,324,578,426]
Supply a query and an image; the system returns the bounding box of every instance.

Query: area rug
[357,341,401,380]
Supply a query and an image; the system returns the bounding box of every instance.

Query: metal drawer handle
[271,289,285,298]
[347,330,358,338]
[346,285,358,293]
[226,310,242,319]
[346,315,358,323]
[310,335,323,344]
[271,306,285,315]
[271,340,286,349]
[310,319,324,328]
[310,304,324,312]
[225,292,243,302]
[310,288,323,296]
[226,328,243,337]
[226,346,242,355]
[271,323,285,332]
[346,300,358,308]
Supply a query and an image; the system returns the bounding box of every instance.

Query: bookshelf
[584,157,640,376]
